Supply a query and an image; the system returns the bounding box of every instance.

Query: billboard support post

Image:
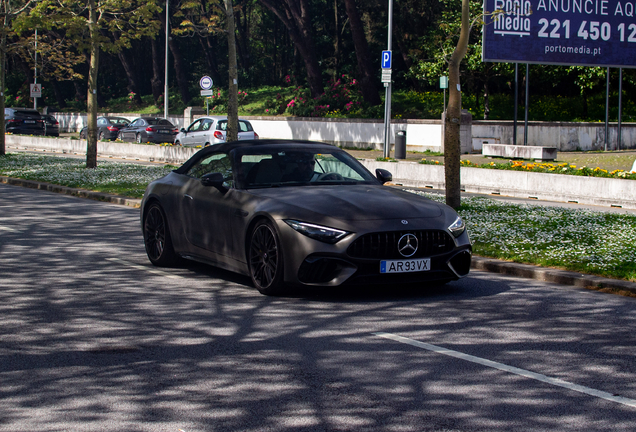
[514,63,518,146]
[618,68,623,151]
[524,64,529,146]
[605,67,610,151]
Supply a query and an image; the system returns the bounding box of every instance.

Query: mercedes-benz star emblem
[398,233,418,258]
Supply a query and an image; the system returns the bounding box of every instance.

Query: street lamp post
[34,29,37,110]
[164,0,169,119]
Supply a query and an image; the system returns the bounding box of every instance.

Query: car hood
[249,185,444,221]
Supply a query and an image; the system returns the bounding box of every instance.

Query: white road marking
[106,257,183,279]
[0,226,17,232]
[374,332,636,409]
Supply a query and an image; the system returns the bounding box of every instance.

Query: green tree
[21,0,161,168]
[0,0,38,157]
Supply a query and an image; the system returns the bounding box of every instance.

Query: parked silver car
[174,117,258,147]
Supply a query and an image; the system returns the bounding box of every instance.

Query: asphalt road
[2,183,636,432]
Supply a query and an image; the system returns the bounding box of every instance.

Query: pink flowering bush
[285,75,364,117]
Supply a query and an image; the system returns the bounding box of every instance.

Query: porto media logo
[492,0,533,36]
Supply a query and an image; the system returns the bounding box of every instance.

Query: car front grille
[347,230,455,259]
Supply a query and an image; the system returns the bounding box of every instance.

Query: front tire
[143,203,180,267]
[248,220,285,295]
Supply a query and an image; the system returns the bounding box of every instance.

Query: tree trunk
[115,36,143,104]
[198,36,222,86]
[483,81,490,120]
[150,36,164,104]
[444,0,470,209]
[333,0,340,77]
[235,5,251,72]
[73,81,84,102]
[86,0,99,168]
[50,80,67,109]
[259,0,323,98]
[225,0,239,142]
[343,0,381,105]
[0,13,7,156]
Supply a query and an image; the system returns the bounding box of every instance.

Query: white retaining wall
[50,112,636,153]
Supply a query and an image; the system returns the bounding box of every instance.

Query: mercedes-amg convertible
[141,140,471,295]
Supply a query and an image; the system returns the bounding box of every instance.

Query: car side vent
[347,230,454,259]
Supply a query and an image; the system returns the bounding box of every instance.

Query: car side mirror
[376,168,392,184]
[180,128,186,133]
[201,172,228,192]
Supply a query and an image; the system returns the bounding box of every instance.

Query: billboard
[482,0,636,67]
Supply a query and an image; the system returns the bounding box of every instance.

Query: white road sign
[30,83,42,98]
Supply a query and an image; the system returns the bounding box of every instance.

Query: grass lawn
[1,152,634,283]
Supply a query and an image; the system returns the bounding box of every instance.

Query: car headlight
[448,216,466,238]
[284,220,350,244]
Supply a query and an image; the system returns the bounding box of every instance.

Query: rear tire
[248,220,285,295]
[98,131,105,140]
[143,203,181,267]
[136,133,144,144]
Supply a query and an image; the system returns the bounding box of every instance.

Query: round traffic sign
[200,76,213,90]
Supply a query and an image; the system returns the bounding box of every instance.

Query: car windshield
[234,146,378,189]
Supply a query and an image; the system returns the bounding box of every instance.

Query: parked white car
[174,117,259,147]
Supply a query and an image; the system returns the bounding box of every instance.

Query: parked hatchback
[42,114,60,137]
[80,116,130,140]
[118,117,178,144]
[174,117,258,147]
[4,108,44,135]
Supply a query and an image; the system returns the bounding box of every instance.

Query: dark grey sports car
[140,140,472,295]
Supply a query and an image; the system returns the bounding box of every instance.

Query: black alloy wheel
[248,220,284,295]
[143,203,180,267]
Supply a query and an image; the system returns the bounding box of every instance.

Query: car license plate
[380,258,431,273]
[159,130,169,134]
[24,120,35,124]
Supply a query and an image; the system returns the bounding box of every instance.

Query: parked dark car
[4,108,44,135]
[117,117,178,144]
[140,140,472,295]
[42,114,60,137]
[79,116,130,140]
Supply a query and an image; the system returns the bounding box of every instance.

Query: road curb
[0,176,142,208]
[2,176,635,295]
[471,256,636,296]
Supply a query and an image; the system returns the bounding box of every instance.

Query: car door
[179,152,236,257]
[182,119,203,146]
[199,119,215,145]
[123,118,141,141]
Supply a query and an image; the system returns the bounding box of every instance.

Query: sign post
[200,76,214,115]
[439,76,448,112]
[382,0,393,160]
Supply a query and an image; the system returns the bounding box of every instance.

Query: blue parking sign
[382,50,392,69]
